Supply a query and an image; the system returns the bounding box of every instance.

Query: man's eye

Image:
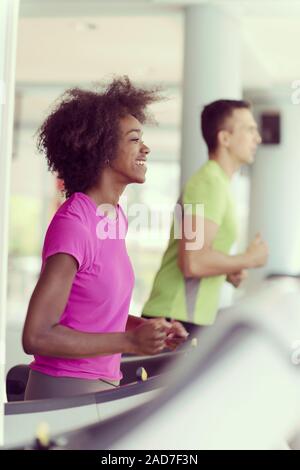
[131,138,140,142]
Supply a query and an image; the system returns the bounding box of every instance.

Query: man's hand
[245,233,268,268]
[226,269,248,288]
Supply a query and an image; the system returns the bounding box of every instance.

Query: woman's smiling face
[109,114,150,184]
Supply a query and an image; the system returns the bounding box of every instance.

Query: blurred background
[6,0,300,370]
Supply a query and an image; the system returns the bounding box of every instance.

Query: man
[143,100,268,329]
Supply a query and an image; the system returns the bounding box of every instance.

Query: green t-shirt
[143,160,238,325]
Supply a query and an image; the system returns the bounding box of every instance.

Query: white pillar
[248,89,300,284]
[180,4,243,308]
[180,4,242,186]
[0,0,19,447]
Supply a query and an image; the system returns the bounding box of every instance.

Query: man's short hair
[201,99,251,153]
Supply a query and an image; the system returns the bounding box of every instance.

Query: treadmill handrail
[5,374,164,416]
[61,323,258,450]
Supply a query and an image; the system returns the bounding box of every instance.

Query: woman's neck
[85,170,126,207]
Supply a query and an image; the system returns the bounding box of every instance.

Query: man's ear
[218,129,230,149]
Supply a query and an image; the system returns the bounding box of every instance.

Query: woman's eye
[131,138,140,142]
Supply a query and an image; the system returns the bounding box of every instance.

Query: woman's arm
[22,254,169,358]
[126,315,147,331]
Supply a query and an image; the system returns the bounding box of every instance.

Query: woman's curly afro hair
[37,76,161,198]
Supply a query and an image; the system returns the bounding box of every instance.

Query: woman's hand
[126,318,172,355]
[165,320,189,351]
[126,317,189,355]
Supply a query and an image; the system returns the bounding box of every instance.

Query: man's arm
[178,215,268,278]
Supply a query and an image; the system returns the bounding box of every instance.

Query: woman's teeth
[136,160,146,166]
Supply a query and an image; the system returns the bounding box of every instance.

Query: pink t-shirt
[30,192,135,380]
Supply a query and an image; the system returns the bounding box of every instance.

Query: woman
[22,77,187,400]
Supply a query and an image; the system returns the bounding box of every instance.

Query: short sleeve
[182,177,226,225]
[42,216,93,271]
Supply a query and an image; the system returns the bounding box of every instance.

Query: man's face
[222,108,262,165]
